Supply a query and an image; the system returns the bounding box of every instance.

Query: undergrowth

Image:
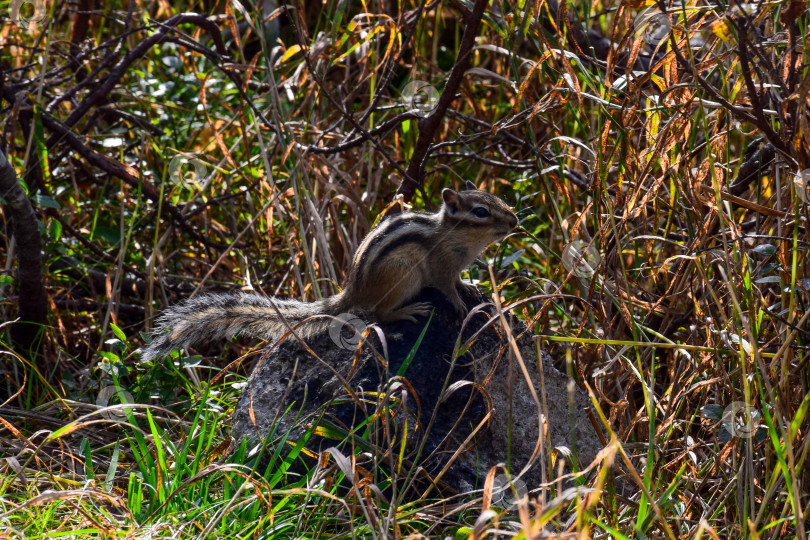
[1,0,809,537]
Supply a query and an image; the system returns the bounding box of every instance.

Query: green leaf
[81,437,94,478]
[105,442,120,492]
[110,323,127,342]
[751,244,776,256]
[94,226,122,246]
[32,194,61,209]
[701,403,724,420]
[49,219,62,240]
[98,351,120,363]
[105,338,125,353]
[500,248,525,268]
[33,110,51,183]
[397,309,434,376]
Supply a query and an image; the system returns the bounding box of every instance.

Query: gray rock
[231,287,604,497]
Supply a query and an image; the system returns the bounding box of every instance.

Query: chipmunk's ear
[464,180,478,191]
[442,188,459,214]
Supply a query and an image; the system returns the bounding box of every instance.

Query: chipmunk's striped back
[348,211,439,289]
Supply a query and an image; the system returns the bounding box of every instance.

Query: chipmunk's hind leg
[364,254,431,324]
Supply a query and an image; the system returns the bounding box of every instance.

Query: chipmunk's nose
[507,213,518,229]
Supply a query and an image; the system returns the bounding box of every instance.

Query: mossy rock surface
[231,287,604,497]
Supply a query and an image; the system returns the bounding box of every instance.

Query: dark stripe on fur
[354,214,434,285]
[368,231,429,268]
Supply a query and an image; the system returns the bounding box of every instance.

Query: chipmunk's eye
[471,207,490,218]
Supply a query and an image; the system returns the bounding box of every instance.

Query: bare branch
[0,149,47,349]
[396,0,490,202]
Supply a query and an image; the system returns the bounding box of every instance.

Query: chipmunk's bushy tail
[140,292,348,362]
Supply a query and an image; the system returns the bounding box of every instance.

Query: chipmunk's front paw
[449,295,469,320]
[457,281,480,299]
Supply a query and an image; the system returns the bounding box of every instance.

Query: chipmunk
[141,181,517,362]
